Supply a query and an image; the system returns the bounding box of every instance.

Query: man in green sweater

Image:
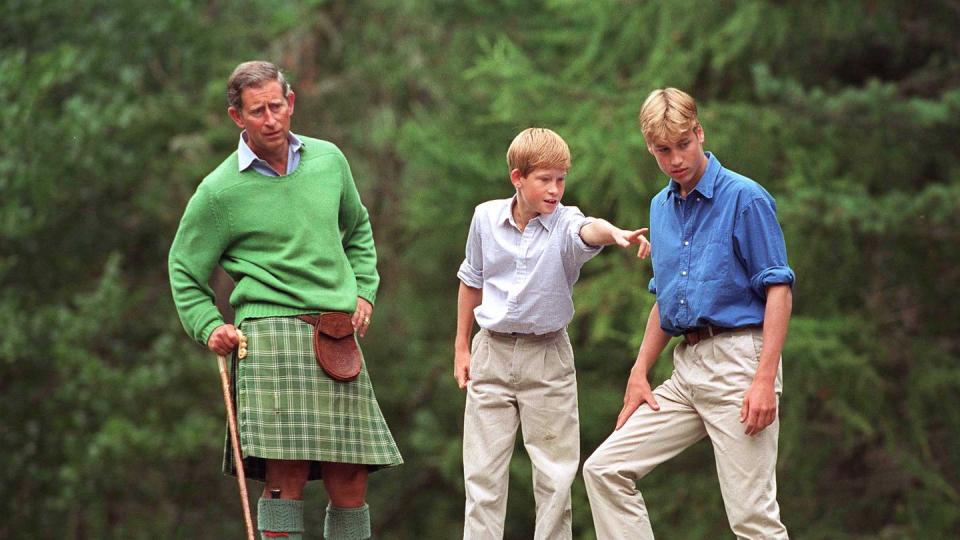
[169,60,402,540]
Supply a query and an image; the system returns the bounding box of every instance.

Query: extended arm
[454,282,483,390]
[616,302,673,429]
[740,284,792,435]
[580,219,650,258]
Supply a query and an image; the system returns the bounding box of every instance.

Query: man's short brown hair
[227,61,291,110]
[506,128,571,176]
[638,88,699,145]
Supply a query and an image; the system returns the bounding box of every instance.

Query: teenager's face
[228,80,295,159]
[647,124,708,191]
[512,167,566,216]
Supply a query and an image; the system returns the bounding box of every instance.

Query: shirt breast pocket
[698,236,730,284]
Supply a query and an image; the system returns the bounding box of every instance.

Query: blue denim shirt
[648,153,795,336]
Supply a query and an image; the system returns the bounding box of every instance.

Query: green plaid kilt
[222,316,403,481]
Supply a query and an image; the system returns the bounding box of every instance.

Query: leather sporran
[296,312,361,382]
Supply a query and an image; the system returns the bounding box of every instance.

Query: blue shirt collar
[667,152,721,200]
[500,195,560,231]
[237,131,304,173]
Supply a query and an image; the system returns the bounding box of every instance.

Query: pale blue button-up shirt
[457,197,602,334]
[236,131,303,176]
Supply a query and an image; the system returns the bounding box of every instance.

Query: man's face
[647,124,708,188]
[512,167,566,215]
[228,80,295,158]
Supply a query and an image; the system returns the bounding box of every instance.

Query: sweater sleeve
[337,152,380,305]
[168,185,230,346]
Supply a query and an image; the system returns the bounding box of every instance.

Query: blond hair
[506,128,571,176]
[638,88,699,145]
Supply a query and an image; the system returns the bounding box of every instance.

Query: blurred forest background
[2,0,959,538]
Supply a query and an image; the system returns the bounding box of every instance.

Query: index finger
[351,307,365,329]
[220,326,239,348]
[615,402,639,430]
[637,243,650,259]
[745,409,762,435]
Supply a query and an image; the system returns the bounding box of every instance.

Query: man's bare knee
[322,462,368,508]
[264,459,310,499]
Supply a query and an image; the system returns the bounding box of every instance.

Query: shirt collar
[237,131,304,172]
[667,152,720,200]
[498,195,560,231]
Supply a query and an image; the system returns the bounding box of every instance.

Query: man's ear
[286,90,296,116]
[228,106,245,129]
[510,168,524,189]
[695,123,705,144]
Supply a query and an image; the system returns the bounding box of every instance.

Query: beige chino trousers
[583,328,788,539]
[463,328,579,540]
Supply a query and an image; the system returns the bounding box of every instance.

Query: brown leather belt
[295,314,321,326]
[681,325,760,346]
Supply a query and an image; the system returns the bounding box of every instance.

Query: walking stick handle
[218,354,256,540]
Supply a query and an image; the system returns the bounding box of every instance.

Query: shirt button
[681,271,687,276]
[684,241,690,246]
[680,299,686,304]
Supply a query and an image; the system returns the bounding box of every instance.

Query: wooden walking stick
[218,330,255,540]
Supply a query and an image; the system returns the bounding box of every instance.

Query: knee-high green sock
[323,503,371,540]
[257,498,305,539]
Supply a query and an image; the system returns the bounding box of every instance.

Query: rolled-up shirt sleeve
[648,276,657,295]
[734,197,796,299]
[457,209,484,288]
[563,210,603,268]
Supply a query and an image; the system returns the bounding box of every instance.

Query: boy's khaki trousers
[463,328,579,540]
[583,328,788,539]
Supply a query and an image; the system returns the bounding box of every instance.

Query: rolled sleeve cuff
[457,260,483,289]
[750,266,796,298]
[647,277,657,295]
[572,217,604,254]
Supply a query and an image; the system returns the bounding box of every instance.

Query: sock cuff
[324,503,371,539]
[326,502,369,515]
[258,498,305,533]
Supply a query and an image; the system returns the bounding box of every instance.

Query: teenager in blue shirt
[584,88,794,539]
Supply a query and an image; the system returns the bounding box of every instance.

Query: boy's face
[647,124,708,188]
[511,167,566,215]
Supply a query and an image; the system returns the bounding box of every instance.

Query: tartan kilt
[222,316,403,481]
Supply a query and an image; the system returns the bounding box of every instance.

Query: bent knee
[583,449,646,488]
[583,451,614,484]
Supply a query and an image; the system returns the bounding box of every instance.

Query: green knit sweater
[168,137,378,346]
